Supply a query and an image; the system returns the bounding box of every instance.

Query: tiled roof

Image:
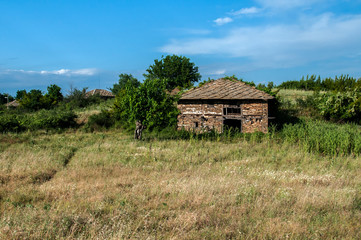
[85,89,115,97]
[5,100,20,107]
[180,78,274,100]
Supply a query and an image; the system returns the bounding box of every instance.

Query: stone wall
[177,100,269,133]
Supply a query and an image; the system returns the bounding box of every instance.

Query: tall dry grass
[0,130,360,239]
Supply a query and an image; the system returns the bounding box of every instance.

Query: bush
[0,114,24,132]
[316,90,361,122]
[0,109,77,132]
[63,87,102,109]
[28,109,77,130]
[85,110,115,131]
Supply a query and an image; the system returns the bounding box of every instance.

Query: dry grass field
[0,130,360,239]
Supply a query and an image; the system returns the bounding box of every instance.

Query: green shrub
[0,109,77,132]
[86,110,115,131]
[0,114,24,132]
[28,109,77,130]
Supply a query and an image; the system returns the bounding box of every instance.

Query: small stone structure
[177,78,274,133]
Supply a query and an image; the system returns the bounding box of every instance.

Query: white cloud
[213,17,233,26]
[231,7,261,15]
[210,69,226,75]
[161,14,361,68]
[5,68,97,76]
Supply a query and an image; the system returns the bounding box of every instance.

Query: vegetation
[278,74,361,91]
[110,73,140,96]
[0,93,14,105]
[113,78,179,130]
[0,130,360,239]
[62,87,102,109]
[144,55,201,90]
[0,109,77,132]
[1,56,361,238]
[16,85,64,110]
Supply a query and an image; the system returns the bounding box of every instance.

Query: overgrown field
[0,130,360,239]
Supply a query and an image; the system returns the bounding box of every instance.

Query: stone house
[177,78,275,133]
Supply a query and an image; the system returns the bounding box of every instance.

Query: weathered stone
[177,100,270,133]
[177,78,274,134]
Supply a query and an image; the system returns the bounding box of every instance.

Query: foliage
[44,84,63,106]
[19,89,47,110]
[63,87,101,109]
[110,73,140,95]
[15,90,27,100]
[0,93,14,105]
[113,78,179,130]
[278,74,361,91]
[27,109,77,130]
[0,114,25,132]
[315,89,361,122]
[85,110,115,131]
[17,85,63,110]
[0,109,77,132]
[144,55,201,90]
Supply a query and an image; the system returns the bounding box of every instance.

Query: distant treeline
[277,75,361,91]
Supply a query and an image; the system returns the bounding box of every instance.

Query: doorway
[223,119,242,132]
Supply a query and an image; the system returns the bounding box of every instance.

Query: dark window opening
[223,107,241,115]
[223,119,242,132]
[194,122,199,128]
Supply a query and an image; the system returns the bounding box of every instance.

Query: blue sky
[1,0,361,95]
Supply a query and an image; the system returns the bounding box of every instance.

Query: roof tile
[180,78,274,100]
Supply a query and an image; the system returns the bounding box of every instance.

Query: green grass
[277,89,316,103]
[0,129,360,239]
[281,120,361,156]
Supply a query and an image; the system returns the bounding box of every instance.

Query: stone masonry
[177,78,274,133]
[177,100,269,133]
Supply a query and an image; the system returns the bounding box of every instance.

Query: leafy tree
[110,73,140,95]
[0,93,14,105]
[44,84,63,106]
[113,78,179,130]
[15,90,27,100]
[20,89,46,110]
[144,55,201,90]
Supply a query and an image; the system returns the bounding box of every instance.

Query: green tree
[144,55,201,90]
[113,78,179,130]
[20,89,46,110]
[44,84,63,106]
[110,73,140,95]
[0,93,14,105]
[15,90,27,100]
